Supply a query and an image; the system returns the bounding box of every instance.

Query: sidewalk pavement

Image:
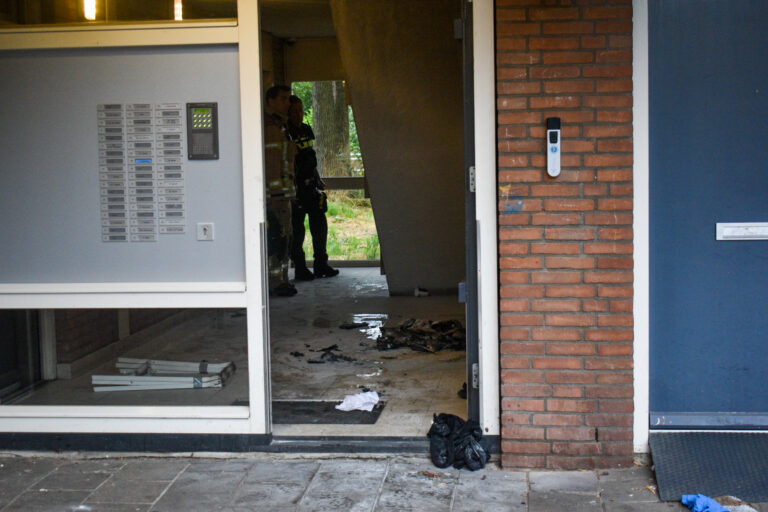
[0,454,763,512]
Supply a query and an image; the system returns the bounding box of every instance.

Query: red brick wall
[495,0,633,469]
[55,310,119,364]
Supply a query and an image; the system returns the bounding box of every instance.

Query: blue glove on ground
[682,494,730,512]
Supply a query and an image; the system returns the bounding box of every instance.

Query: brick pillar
[496,1,634,469]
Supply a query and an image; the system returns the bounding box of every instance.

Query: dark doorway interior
[0,310,40,403]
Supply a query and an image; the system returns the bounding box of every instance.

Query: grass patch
[302,190,380,261]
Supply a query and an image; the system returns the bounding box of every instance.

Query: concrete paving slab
[2,490,90,512]
[318,458,389,474]
[35,470,112,491]
[57,460,127,474]
[529,471,599,494]
[0,454,765,512]
[308,469,386,492]
[0,457,61,484]
[376,463,457,510]
[85,479,171,504]
[302,470,383,494]
[227,507,298,512]
[598,466,655,484]
[453,469,528,512]
[297,460,385,511]
[527,491,602,512]
[187,459,255,473]
[230,482,306,508]
[600,479,660,504]
[603,503,688,511]
[244,461,319,484]
[598,466,659,504]
[112,459,188,481]
[298,492,379,512]
[0,457,61,507]
[75,504,151,512]
[452,505,527,512]
[151,490,234,512]
[163,469,245,495]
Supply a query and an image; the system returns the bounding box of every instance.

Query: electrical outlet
[197,222,214,241]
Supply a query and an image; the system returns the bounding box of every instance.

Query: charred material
[375,319,465,353]
[307,344,357,364]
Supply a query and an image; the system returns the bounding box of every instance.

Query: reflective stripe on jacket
[264,111,296,199]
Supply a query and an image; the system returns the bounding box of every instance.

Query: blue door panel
[650,0,768,417]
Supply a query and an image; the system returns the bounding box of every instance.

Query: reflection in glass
[0,308,248,407]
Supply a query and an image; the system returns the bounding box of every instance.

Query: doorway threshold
[0,432,499,456]
[266,436,429,454]
[266,435,499,456]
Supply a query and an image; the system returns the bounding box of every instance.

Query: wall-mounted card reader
[186,102,219,160]
[546,117,561,178]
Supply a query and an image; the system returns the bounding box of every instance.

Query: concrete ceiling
[259,0,335,39]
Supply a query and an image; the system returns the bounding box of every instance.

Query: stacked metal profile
[92,358,236,392]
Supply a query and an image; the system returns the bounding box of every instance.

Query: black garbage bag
[460,436,489,471]
[427,413,491,471]
[427,413,461,468]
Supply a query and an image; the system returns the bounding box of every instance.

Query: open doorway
[261,0,472,437]
[291,80,380,265]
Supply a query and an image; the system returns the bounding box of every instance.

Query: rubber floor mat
[650,432,768,501]
[271,400,385,424]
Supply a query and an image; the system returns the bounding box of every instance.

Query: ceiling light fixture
[84,0,96,20]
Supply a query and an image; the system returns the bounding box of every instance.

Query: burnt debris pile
[376,319,465,353]
[307,344,356,364]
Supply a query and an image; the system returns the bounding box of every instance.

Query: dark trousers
[291,199,329,269]
[267,198,292,289]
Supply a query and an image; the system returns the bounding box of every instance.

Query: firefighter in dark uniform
[287,95,339,280]
[264,85,298,296]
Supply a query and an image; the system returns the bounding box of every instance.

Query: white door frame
[473,0,500,436]
[632,0,651,454]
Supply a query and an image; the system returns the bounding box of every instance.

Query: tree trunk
[313,81,350,177]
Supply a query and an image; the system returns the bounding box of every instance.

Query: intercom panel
[546,117,561,178]
[186,102,219,160]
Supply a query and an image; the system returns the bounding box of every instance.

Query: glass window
[0,0,236,26]
[1,308,248,408]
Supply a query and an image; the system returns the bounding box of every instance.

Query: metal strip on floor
[0,432,500,455]
[650,432,768,501]
[266,436,430,453]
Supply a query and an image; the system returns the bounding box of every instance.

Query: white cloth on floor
[335,391,379,412]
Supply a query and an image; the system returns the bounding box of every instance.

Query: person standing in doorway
[287,95,339,279]
[264,85,298,296]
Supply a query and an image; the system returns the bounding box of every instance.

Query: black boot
[295,266,315,281]
[314,261,339,278]
[272,282,298,297]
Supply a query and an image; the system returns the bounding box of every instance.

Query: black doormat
[650,432,768,502]
[271,400,386,425]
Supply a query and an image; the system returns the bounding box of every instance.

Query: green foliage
[364,234,380,260]
[291,84,373,260]
[291,81,314,125]
[293,80,364,176]
[301,191,379,261]
[349,107,360,155]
